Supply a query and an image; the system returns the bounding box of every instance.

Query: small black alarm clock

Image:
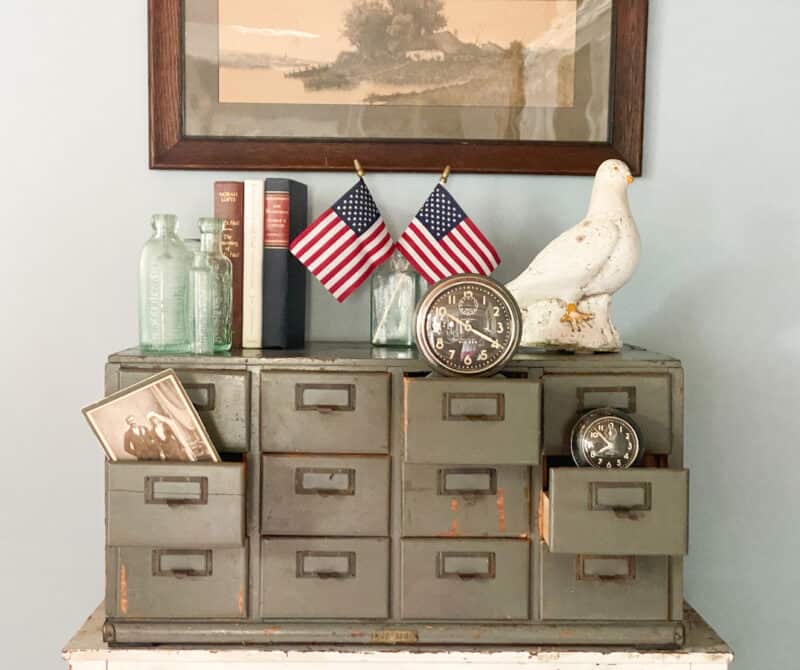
[570,408,643,469]
[414,274,522,377]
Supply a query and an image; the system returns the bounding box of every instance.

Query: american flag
[397,184,500,283]
[290,179,394,302]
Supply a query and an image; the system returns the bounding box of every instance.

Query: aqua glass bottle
[189,248,215,355]
[138,214,192,353]
[194,218,233,352]
[370,251,421,347]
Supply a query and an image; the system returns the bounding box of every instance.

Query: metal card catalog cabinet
[103,344,688,647]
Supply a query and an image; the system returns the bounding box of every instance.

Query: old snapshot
[82,370,220,463]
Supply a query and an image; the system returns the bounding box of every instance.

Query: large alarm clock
[414,274,522,377]
[570,408,644,469]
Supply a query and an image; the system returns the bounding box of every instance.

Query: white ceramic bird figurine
[506,159,640,352]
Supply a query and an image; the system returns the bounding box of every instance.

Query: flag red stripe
[320,222,387,287]
[409,220,461,277]
[446,228,484,274]
[327,229,392,295]
[451,225,490,274]
[398,234,441,283]
[290,208,335,252]
[334,239,395,303]
[464,217,501,265]
[300,221,351,268]
[439,235,476,274]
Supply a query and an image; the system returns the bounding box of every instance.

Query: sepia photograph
[82,370,220,463]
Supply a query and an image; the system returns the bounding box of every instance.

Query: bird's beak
[626,175,635,185]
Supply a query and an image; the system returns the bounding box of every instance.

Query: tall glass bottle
[192,218,233,352]
[139,214,192,353]
[189,248,215,354]
[370,251,421,346]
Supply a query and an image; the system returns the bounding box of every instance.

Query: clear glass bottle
[189,247,216,355]
[370,251,421,347]
[193,218,233,352]
[139,214,192,353]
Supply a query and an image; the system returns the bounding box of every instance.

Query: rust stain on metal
[372,629,419,643]
[450,498,459,512]
[496,487,506,532]
[238,584,245,615]
[438,519,460,537]
[264,627,282,634]
[350,630,366,638]
[119,563,128,615]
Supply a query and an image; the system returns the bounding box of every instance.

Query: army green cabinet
[103,344,687,647]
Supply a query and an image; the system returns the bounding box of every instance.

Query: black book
[262,179,308,348]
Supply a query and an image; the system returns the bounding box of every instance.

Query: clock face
[571,409,642,469]
[415,275,521,376]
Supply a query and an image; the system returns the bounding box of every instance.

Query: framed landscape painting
[150,0,648,174]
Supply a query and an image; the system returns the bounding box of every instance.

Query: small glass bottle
[193,218,233,352]
[370,251,421,347]
[189,247,215,355]
[139,214,192,353]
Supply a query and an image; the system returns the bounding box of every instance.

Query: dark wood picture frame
[149,0,648,175]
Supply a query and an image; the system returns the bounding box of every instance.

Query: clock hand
[447,314,501,347]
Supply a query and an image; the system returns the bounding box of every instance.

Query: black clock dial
[570,408,643,469]
[415,275,521,376]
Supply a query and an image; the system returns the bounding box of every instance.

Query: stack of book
[214,179,308,349]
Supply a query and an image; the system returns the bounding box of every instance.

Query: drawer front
[404,378,541,464]
[540,545,669,620]
[261,538,389,619]
[108,546,247,619]
[542,374,672,455]
[118,368,249,452]
[403,464,530,537]
[261,372,390,453]
[262,455,390,536]
[107,462,245,547]
[545,468,688,556]
[401,539,529,620]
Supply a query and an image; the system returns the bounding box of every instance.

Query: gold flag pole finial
[354,159,365,178]
[439,165,451,185]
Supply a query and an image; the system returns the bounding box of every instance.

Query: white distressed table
[63,604,732,670]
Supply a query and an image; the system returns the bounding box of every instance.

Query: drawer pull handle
[590,482,652,513]
[295,468,356,496]
[183,383,216,411]
[145,477,209,506]
[152,550,212,577]
[438,468,497,495]
[437,551,496,580]
[443,393,505,422]
[295,384,356,412]
[577,555,636,581]
[577,386,637,413]
[297,551,356,579]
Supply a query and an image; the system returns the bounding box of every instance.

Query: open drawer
[541,468,688,556]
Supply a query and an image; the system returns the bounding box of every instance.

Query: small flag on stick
[290,179,394,302]
[397,184,500,284]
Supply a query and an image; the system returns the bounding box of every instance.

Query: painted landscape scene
[218,0,578,108]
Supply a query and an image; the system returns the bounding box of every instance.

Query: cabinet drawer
[403,464,530,537]
[261,372,389,453]
[401,539,529,620]
[404,378,540,464]
[261,538,389,619]
[262,455,389,536]
[540,545,669,620]
[118,368,249,452]
[106,462,245,547]
[543,374,672,455]
[542,468,688,556]
[107,545,247,619]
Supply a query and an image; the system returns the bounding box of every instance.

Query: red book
[214,181,245,349]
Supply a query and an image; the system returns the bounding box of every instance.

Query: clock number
[482,295,487,305]
[497,322,504,334]
[492,306,500,317]
[478,349,488,361]
[435,337,444,350]
[437,306,447,317]
[448,349,455,360]
[464,354,473,366]
[448,294,456,305]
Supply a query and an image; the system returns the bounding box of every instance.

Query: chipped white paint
[63,604,732,670]
[507,159,640,352]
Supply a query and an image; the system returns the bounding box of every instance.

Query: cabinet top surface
[109,342,680,368]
